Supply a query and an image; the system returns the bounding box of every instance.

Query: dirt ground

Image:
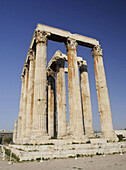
[0,150,126,170]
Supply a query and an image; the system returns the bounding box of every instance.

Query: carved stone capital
[47,68,55,79]
[24,63,29,69]
[35,30,51,44]
[21,74,24,81]
[28,49,35,61]
[78,60,87,73]
[23,63,29,75]
[66,37,78,51]
[91,45,103,58]
[53,51,66,63]
[56,58,65,68]
[48,50,66,72]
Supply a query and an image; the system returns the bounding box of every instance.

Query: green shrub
[4,148,19,162]
[3,138,12,144]
[117,135,124,142]
[50,136,57,139]
[36,157,41,161]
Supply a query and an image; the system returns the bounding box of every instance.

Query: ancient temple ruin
[13,24,118,144]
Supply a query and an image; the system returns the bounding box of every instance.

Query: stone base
[89,132,95,138]
[6,141,126,161]
[31,135,50,145]
[22,136,32,144]
[64,134,89,143]
[90,138,107,144]
[101,131,118,142]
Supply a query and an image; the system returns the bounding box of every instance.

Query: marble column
[13,120,17,143]
[78,60,94,137]
[91,45,118,142]
[25,49,35,141]
[48,69,56,137]
[21,64,29,140]
[17,74,25,141]
[65,38,84,138]
[33,31,50,140]
[56,59,67,138]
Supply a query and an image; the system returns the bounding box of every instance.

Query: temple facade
[13,24,118,144]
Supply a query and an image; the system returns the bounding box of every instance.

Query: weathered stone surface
[56,58,67,138]
[13,120,17,143]
[48,50,67,70]
[47,68,56,137]
[16,24,117,145]
[36,24,99,48]
[66,38,84,138]
[32,31,50,141]
[7,142,126,161]
[48,51,67,138]
[90,138,107,144]
[17,74,25,142]
[91,45,118,142]
[24,49,35,142]
[78,60,94,138]
[21,64,29,140]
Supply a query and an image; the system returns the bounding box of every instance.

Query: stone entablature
[36,23,99,47]
[24,23,99,66]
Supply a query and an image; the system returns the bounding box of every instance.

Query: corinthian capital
[47,68,55,79]
[91,45,103,58]
[21,74,24,81]
[66,38,78,51]
[23,63,29,74]
[28,48,35,61]
[78,60,87,73]
[35,30,51,44]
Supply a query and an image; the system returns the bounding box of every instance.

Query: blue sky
[0,0,126,131]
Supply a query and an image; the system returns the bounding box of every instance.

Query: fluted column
[78,60,94,137]
[25,49,35,141]
[65,38,84,138]
[13,120,17,143]
[17,74,25,141]
[48,69,56,137]
[33,31,50,140]
[56,59,67,138]
[91,45,118,142]
[21,64,29,140]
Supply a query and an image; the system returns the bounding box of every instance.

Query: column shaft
[66,38,84,137]
[17,115,21,141]
[79,61,94,137]
[56,59,67,137]
[21,65,29,140]
[25,50,35,139]
[17,74,25,141]
[92,45,118,142]
[33,31,50,138]
[13,120,17,143]
[48,70,55,137]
